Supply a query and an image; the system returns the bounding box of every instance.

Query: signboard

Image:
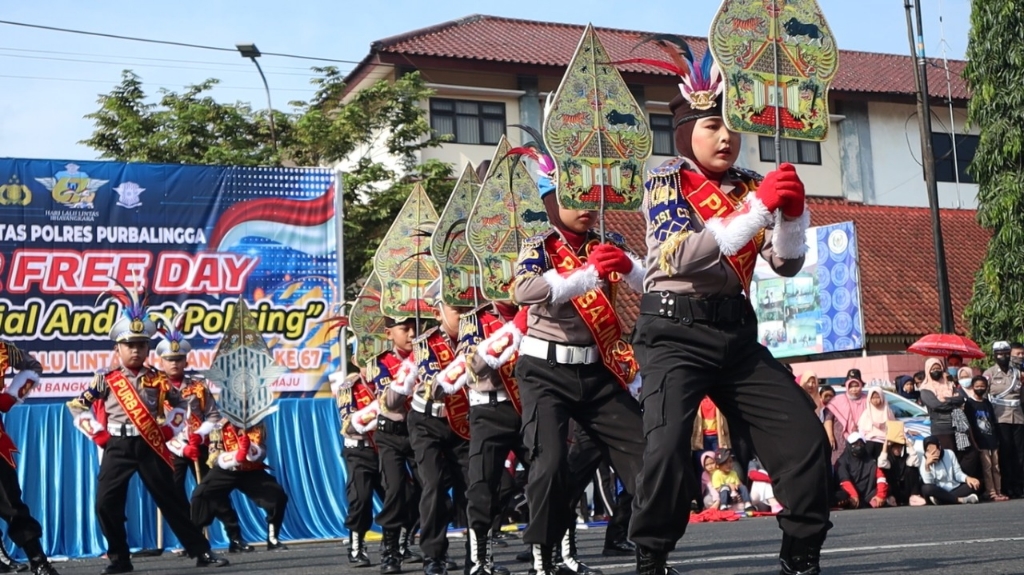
[0,159,339,397]
[751,221,863,358]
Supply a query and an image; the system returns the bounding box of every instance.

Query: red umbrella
[907,333,987,359]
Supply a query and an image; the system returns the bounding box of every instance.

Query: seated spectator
[747,457,783,514]
[896,375,920,403]
[698,451,719,510]
[711,449,755,513]
[962,375,1008,501]
[835,432,888,509]
[877,421,925,506]
[919,436,981,505]
[858,387,895,459]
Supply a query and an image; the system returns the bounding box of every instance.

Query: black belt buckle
[119,424,128,437]
[488,391,498,406]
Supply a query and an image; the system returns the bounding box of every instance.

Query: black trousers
[629,312,832,553]
[343,443,383,533]
[466,401,525,533]
[882,463,921,506]
[515,355,645,547]
[173,448,244,539]
[191,467,288,530]
[567,426,632,547]
[407,409,470,560]
[97,436,210,563]
[374,425,421,531]
[935,434,982,482]
[997,423,1024,496]
[921,482,973,504]
[0,456,44,559]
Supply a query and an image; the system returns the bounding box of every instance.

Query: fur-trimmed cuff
[477,321,523,369]
[246,443,266,463]
[543,266,600,304]
[7,370,39,401]
[350,403,380,433]
[391,359,417,395]
[216,452,240,470]
[625,254,646,292]
[703,196,774,256]
[74,412,105,438]
[164,407,188,435]
[772,208,811,260]
[435,355,469,395]
[195,421,215,437]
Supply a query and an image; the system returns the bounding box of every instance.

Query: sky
[0,0,973,161]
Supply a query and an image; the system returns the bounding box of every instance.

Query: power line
[0,52,326,76]
[0,46,314,70]
[0,73,320,93]
[0,19,365,64]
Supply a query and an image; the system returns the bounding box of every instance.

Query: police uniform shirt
[67,366,200,430]
[983,364,1024,424]
[173,375,221,430]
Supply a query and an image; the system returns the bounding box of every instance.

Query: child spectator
[747,457,783,513]
[963,375,1008,501]
[876,422,925,506]
[698,451,719,510]
[710,449,754,513]
[835,433,888,508]
[858,387,895,459]
[919,436,981,505]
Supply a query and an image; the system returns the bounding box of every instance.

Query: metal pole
[334,169,349,381]
[248,57,279,155]
[904,0,955,333]
[771,0,783,169]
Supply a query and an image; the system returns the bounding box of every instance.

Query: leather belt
[639,292,751,325]
[469,389,509,407]
[116,423,140,437]
[375,416,408,436]
[411,394,446,418]
[519,336,600,365]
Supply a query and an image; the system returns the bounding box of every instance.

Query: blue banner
[0,159,341,396]
[751,221,864,358]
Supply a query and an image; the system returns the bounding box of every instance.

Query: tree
[81,68,454,295]
[963,0,1024,345]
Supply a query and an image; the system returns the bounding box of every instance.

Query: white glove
[435,355,468,395]
[74,412,106,439]
[391,358,417,395]
[163,408,188,436]
[215,452,240,470]
[350,403,381,434]
[7,370,39,401]
[476,323,522,370]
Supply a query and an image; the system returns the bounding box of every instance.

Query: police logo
[113,181,145,209]
[0,176,32,206]
[35,163,108,209]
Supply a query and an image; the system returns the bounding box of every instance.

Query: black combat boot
[555,525,601,575]
[400,527,423,564]
[266,522,288,551]
[226,527,254,553]
[380,529,403,575]
[526,544,556,575]
[636,546,680,575]
[349,531,371,567]
[779,532,823,575]
[0,543,26,573]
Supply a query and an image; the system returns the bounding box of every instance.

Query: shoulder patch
[413,327,440,345]
[521,228,556,249]
[731,166,763,183]
[647,156,690,177]
[602,230,627,246]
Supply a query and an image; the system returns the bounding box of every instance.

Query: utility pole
[904,0,955,334]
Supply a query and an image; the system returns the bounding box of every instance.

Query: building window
[931,132,978,184]
[758,136,822,165]
[429,98,505,145]
[650,114,675,156]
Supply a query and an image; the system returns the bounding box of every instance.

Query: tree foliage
[963,0,1024,345]
[82,68,454,297]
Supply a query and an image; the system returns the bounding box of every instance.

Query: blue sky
[0,0,972,161]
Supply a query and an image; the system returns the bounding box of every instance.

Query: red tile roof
[606,199,990,340]
[370,15,968,100]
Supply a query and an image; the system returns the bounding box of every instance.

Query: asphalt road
[49,500,1024,574]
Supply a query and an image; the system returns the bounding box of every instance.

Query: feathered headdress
[617,34,724,114]
[505,124,556,179]
[98,273,156,343]
[155,312,192,359]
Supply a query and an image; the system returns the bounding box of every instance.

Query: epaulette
[95,366,111,376]
[521,228,557,249]
[731,166,764,183]
[602,230,627,246]
[647,156,691,177]
[413,326,440,345]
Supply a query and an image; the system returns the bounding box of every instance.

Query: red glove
[756,163,805,217]
[183,444,200,461]
[0,394,16,413]
[513,307,529,334]
[188,433,203,447]
[235,434,251,463]
[160,425,175,442]
[93,430,111,449]
[493,301,518,322]
[588,244,633,278]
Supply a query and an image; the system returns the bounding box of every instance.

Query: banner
[751,221,863,358]
[0,159,339,397]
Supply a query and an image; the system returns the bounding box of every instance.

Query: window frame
[930,132,978,184]
[429,97,507,146]
[650,113,676,156]
[757,136,823,166]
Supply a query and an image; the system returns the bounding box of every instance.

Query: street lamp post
[236,42,279,155]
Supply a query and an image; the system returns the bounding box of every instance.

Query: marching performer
[0,340,60,575]
[625,40,830,575]
[190,420,289,552]
[390,280,471,575]
[373,317,425,574]
[511,177,647,575]
[157,316,252,553]
[332,366,383,567]
[66,283,228,574]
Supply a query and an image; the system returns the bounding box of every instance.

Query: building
[343,14,977,209]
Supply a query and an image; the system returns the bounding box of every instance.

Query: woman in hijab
[857,387,895,459]
[919,357,981,480]
[895,374,920,403]
[823,377,867,463]
[799,372,823,416]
